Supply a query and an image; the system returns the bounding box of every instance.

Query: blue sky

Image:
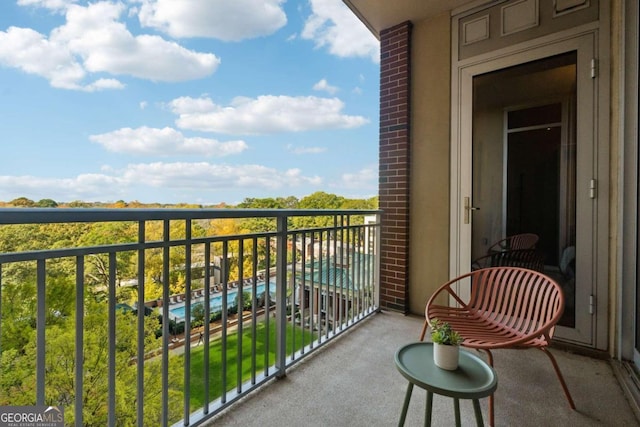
[0,0,379,205]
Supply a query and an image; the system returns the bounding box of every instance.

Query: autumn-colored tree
[206,218,250,281]
[9,197,35,207]
[140,220,208,300]
[66,200,90,208]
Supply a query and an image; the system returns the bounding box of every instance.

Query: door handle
[464,197,480,224]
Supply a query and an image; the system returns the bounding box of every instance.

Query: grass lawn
[186,320,315,409]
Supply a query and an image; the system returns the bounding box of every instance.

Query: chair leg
[540,347,576,409]
[419,320,429,341]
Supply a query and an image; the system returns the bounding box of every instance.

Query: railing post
[75,257,85,427]
[36,260,45,406]
[136,221,145,427]
[161,220,170,427]
[108,253,117,427]
[275,215,288,378]
[374,213,381,311]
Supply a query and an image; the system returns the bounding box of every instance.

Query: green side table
[395,342,497,427]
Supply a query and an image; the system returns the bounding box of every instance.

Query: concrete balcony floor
[207,311,639,427]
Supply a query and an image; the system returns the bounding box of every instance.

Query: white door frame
[450,23,609,349]
[620,0,639,364]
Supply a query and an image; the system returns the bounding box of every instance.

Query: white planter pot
[433,343,460,370]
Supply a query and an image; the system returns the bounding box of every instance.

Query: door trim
[450,21,609,349]
[620,0,639,363]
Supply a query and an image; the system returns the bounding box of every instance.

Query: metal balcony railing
[0,208,381,426]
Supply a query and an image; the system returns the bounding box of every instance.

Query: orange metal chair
[421,267,575,426]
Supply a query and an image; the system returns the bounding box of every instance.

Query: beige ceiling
[344,0,491,37]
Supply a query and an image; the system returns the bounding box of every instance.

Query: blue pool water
[169,281,276,321]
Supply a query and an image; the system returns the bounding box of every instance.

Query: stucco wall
[408,13,452,315]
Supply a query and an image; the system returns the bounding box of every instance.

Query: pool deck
[161,278,276,323]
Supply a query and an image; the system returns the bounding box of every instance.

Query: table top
[395,342,497,399]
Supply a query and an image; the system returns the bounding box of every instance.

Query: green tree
[192,303,205,328]
[293,192,345,230]
[237,197,298,233]
[236,291,252,312]
[36,198,58,208]
[299,191,343,209]
[0,346,36,405]
[1,296,183,426]
[236,196,299,209]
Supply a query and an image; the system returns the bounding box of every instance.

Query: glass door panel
[471,52,577,327]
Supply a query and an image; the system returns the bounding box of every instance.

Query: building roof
[343,0,487,36]
[296,253,374,292]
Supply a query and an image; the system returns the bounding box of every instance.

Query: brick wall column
[379,21,412,313]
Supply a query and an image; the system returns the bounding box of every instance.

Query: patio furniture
[395,341,497,426]
[486,233,539,254]
[422,267,575,426]
[471,248,545,271]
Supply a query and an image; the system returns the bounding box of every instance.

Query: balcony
[1,208,637,426]
[0,208,380,426]
[208,312,639,426]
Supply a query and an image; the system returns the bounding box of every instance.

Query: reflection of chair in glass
[472,248,545,271]
[421,267,575,426]
[486,233,539,254]
[559,245,576,280]
[557,245,576,326]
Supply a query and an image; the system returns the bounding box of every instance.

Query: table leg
[472,399,484,427]
[425,391,433,427]
[453,398,461,427]
[398,383,414,427]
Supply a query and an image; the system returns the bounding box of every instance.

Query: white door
[451,34,602,347]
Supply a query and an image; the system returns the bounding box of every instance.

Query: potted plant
[430,318,463,370]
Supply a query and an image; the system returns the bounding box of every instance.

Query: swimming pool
[169,281,276,322]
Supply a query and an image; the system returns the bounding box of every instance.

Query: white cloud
[335,166,377,190]
[0,26,91,90]
[136,0,287,41]
[90,126,248,157]
[0,162,322,201]
[313,78,339,95]
[85,78,126,91]
[0,174,126,202]
[122,162,322,190]
[0,1,219,91]
[17,0,77,11]
[57,3,220,81]
[139,101,148,110]
[302,0,379,62]
[170,95,369,135]
[287,144,327,154]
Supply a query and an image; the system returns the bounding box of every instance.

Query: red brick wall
[379,21,412,313]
